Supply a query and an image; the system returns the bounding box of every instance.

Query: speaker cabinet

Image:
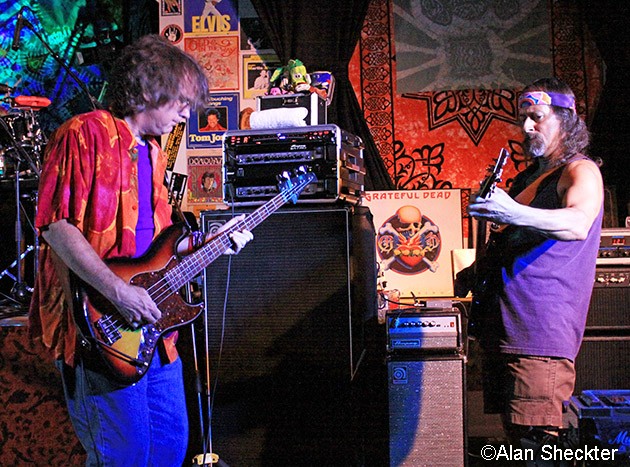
[574,336,630,392]
[388,356,467,466]
[576,267,630,392]
[193,205,376,465]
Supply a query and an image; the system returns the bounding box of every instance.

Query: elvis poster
[184,0,238,35]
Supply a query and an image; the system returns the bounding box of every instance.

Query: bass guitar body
[72,224,202,383]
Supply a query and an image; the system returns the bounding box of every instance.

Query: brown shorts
[482,353,576,428]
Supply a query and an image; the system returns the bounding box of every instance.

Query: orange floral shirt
[29,110,174,366]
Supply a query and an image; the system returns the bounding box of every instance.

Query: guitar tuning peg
[292,166,307,176]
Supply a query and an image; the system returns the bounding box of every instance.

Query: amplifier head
[386,306,464,354]
[597,228,630,266]
[222,125,364,205]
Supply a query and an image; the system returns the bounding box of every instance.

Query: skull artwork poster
[363,189,463,298]
[376,205,442,275]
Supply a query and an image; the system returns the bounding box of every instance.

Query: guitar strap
[513,164,561,206]
[512,154,586,206]
[487,164,563,239]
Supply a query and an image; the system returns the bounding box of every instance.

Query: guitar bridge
[95,316,122,345]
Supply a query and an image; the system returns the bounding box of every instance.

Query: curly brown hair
[107,35,208,117]
[521,77,590,158]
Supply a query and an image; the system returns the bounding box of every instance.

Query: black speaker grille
[587,287,630,329]
[575,337,630,392]
[192,205,375,465]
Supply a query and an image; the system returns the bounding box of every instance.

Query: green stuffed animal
[269,59,311,94]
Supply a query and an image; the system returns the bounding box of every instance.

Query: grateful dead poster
[362,190,463,297]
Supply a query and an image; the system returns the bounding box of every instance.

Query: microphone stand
[19,15,100,111]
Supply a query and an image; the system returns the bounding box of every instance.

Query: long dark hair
[522,77,590,158]
[107,35,208,117]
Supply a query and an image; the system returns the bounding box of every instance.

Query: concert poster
[187,154,223,204]
[243,54,280,100]
[187,92,239,149]
[184,0,238,35]
[362,189,463,297]
[184,35,239,91]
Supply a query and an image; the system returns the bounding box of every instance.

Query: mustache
[524,132,543,142]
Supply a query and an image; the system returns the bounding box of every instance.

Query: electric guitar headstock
[478,148,509,199]
[277,166,317,204]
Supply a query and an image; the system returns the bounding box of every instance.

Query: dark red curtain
[250,0,394,190]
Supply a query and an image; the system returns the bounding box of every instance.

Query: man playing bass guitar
[29,35,253,466]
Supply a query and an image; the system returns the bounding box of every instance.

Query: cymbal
[12,95,52,109]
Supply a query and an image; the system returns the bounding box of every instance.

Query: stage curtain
[250,0,394,190]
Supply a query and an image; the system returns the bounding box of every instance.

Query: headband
[518,91,576,111]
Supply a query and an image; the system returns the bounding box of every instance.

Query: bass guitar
[469,148,509,336]
[72,170,316,383]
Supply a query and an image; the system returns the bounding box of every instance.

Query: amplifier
[594,267,630,289]
[587,267,630,330]
[597,228,630,265]
[386,306,463,353]
[222,124,365,205]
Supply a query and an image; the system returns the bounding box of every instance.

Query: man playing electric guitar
[456,78,603,458]
[460,149,508,339]
[29,36,253,466]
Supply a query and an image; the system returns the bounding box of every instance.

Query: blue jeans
[57,354,188,467]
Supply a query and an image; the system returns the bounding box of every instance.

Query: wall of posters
[156,0,280,210]
[362,190,463,297]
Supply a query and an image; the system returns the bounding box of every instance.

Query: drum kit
[0,84,49,312]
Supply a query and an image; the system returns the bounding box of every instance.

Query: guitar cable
[195,187,237,466]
